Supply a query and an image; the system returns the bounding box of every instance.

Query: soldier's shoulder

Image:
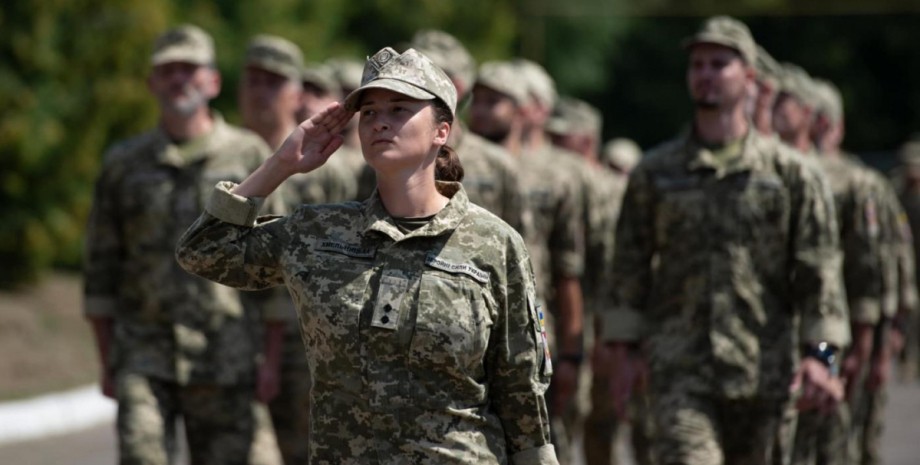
[462,202,526,248]
[102,129,162,167]
[462,133,516,167]
[213,122,271,155]
[638,136,685,170]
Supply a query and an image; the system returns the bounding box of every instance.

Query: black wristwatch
[803,342,839,376]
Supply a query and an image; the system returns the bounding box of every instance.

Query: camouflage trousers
[847,372,888,465]
[267,326,312,465]
[649,389,788,465]
[582,368,655,465]
[115,373,281,465]
[790,407,849,465]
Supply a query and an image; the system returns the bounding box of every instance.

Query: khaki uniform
[176,182,558,464]
[455,126,527,234]
[793,154,886,465]
[601,130,849,465]
[83,115,284,465]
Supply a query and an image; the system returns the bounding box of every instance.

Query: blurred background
[3,0,920,287]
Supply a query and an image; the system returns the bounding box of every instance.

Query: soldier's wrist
[803,341,840,376]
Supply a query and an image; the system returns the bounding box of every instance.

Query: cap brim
[246,59,301,81]
[151,49,212,67]
[343,78,436,111]
[682,34,741,54]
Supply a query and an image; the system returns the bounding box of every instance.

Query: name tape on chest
[425,254,490,284]
[316,240,376,259]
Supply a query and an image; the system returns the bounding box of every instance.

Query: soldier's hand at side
[791,357,844,414]
[605,342,642,421]
[256,361,281,403]
[274,102,353,175]
[552,360,579,413]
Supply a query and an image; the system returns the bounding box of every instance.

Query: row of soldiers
[82,15,920,465]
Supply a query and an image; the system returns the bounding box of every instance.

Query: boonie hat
[344,47,457,115]
[151,24,215,66]
[682,16,757,65]
[244,34,304,81]
[475,60,529,105]
[410,30,476,91]
[545,96,602,139]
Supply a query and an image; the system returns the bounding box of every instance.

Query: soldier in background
[752,45,782,137]
[238,35,357,465]
[602,138,641,178]
[84,24,283,465]
[893,140,920,382]
[326,57,377,201]
[546,97,653,465]
[601,17,848,465]
[409,30,526,233]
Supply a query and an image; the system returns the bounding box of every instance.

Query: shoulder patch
[425,253,490,284]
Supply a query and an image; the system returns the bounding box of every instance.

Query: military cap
[811,78,844,124]
[475,60,529,105]
[302,63,342,99]
[513,58,558,109]
[545,96,602,140]
[327,57,367,94]
[778,62,820,109]
[244,34,304,81]
[602,138,642,172]
[151,24,215,66]
[344,47,457,115]
[410,30,476,93]
[899,140,920,166]
[755,45,782,85]
[682,16,757,65]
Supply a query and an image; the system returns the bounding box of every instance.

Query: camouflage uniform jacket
[516,145,586,305]
[582,166,628,314]
[600,129,850,399]
[281,156,357,211]
[455,125,527,234]
[871,171,918,320]
[175,181,558,464]
[816,155,886,324]
[83,115,288,385]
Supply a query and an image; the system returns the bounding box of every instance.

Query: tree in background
[2,0,919,287]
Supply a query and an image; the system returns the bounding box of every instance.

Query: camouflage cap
[302,63,342,99]
[513,58,557,108]
[778,62,820,109]
[682,16,757,65]
[151,24,215,66]
[344,47,457,115]
[475,60,529,105]
[602,138,642,172]
[326,57,364,94]
[900,140,920,166]
[545,96,602,140]
[755,45,782,85]
[244,34,304,81]
[811,78,844,124]
[410,30,476,93]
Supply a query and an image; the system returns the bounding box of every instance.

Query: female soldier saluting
[175,47,558,464]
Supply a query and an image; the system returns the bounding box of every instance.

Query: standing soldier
[752,46,782,137]
[409,30,526,233]
[601,17,849,465]
[546,97,651,465]
[893,140,920,381]
[83,24,283,465]
[238,34,357,465]
[326,57,377,200]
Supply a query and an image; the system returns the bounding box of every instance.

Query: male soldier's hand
[552,360,579,413]
[256,322,284,403]
[603,342,644,420]
[841,323,874,400]
[791,357,844,414]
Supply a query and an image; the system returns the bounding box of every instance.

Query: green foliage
[3,0,920,288]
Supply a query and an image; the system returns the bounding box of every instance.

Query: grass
[0,272,98,401]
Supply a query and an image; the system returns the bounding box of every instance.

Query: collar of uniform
[362,181,468,242]
[683,127,760,178]
[152,111,227,167]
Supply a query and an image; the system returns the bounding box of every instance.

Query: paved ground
[2,383,918,465]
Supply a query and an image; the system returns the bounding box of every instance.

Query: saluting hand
[232,102,354,199]
[275,102,354,175]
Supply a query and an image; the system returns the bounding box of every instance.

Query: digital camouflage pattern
[601,129,849,400]
[454,126,527,234]
[682,16,758,65]
[176,182,558,464]
[344,47,458,115]
[83,114,285,464]
[116,373,281,465]
[244,34,304,81]
[150,24,214,66]
[281,158,357,212]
